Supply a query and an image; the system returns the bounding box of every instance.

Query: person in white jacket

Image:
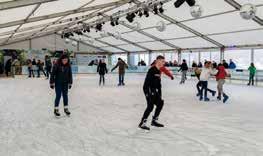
[199,61,217,101]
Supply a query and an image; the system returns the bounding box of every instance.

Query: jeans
[119,73,125,85]
[46,69,51,78]
[200,81,209,98]
[99,74,105,85]
[37,69,46,77]
[248,74,255,85]
[55,83,69,108]
[180,70,187,83]
[217,79,225,96]
[28,67,34,77]
[197,81,215,96]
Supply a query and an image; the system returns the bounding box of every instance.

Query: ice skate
[151,117,164,127]
[64,108,71,116]
[223,94,229,103]
[212,91,216,97]
[204,97,210,101]
[139,119,150,130]
[54,109,60,117]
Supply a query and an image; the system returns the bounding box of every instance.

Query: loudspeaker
[174,0,186,8]
[186,0,196,7]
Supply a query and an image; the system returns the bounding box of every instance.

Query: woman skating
[50,54,73,117]
[216,63,229,103]
[97,59,108,86]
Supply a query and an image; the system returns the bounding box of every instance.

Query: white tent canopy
[0,0,263,52]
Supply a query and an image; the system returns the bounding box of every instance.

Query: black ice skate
[223,94,229,103]
[54,109,60,117]
[139,119,150,130]
[151,117,164,127]
[64,108,71,116]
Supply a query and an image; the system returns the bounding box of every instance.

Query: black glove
[50,84,54,89]
[68,84,72,89]
[171,76,174,80]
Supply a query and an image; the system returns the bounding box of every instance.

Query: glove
[68,84,72,89]
[50,84,54,89]
[171,76,174,80]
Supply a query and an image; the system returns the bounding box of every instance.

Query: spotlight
[110,21,115,26]
[153,5,158,14]
[174,0,195,8]
[143,8,149,17]
[115,18,119,25]
[186,0,196,7]
[174,0,185,8]
[95,23,103,31]
[126,13,134,23]
[158,2,164,14]
[138,10,143,17]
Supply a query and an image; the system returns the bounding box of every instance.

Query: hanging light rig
[60,0,173,42]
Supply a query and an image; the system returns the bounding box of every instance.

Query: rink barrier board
[21,65,263,82]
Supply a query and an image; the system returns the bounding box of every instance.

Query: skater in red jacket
[216,64,229,103]
[151,60,174,80]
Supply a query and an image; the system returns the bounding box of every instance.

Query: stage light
[156,21,166,32]
[174,0,185,8]
[153,5,158,14]
[143,8,149,17]
[186,0,195,7]
[95,23,103,31]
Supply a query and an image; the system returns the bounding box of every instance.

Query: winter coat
[179,62,188,71]
[50,63,73,85]
[248,66,256,75]
[97,62,108,75]
[216,66,227,80]
[111,60,128,74]
[229,62,236,69]
[45,59,52,70]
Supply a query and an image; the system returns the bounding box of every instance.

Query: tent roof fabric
[0,0,263,53]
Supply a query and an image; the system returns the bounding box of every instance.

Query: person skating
[97,59,108,86]
[178,59,188,84]
[216,63,229,103]
[45,55,52,79]
[247,63,256,86]
[139,55,166,130]
[111,58,128,86]
[195,67,216,97]
[50,55,73,117]
[37,60,46,78]
[27,59,34,78]
[198,61,217,101]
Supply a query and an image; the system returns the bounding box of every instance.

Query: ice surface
[0,74,263,156]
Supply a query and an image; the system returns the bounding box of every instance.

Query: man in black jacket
[178,59,188,84]
[50,54,73,117]
[97,59,108,85]
[139,55,166,130]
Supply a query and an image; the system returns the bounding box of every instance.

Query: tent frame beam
[0,0,58,11]
[0,0,131,29]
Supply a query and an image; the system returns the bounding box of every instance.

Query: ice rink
[1,74,263,156]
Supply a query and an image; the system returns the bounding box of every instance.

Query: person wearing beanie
[111,58,128,86]
[50,54,73,117]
